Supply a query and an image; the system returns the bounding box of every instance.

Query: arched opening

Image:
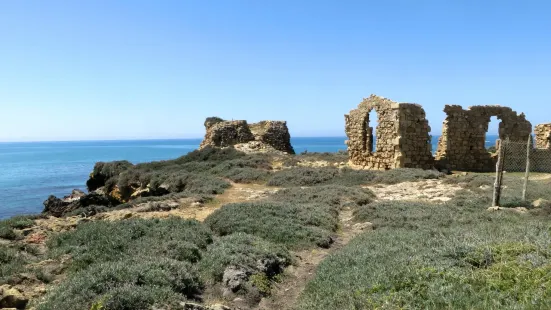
[486,116,500,153]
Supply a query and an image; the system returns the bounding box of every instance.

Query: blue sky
[1,0,550,142]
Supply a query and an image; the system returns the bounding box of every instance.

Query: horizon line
[0,132,505,144]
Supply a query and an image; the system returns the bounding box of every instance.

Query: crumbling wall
[249,121,295,154]
[398,104,434,168]
[532,123,551,172]
[535,123,551,150]
[345,95,433,169]
[435,105,532,171]
[199,120,255,149]
[199,117,295,154]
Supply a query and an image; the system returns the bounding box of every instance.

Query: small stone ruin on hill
[199,117,295,155]
[345,94,551,172]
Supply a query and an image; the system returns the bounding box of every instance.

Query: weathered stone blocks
[345,95,434,169]
[435,105,532,172]
[199,117,295,154]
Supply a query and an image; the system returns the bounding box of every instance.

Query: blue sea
[0,136,498,219]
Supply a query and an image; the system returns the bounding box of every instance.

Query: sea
[0,136,499,219]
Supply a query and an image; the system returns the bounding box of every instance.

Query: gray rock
[222,266,250,292]
[0,285,28,309]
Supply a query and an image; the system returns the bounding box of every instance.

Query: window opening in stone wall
[486,116,499,153]
[367,109,378,153]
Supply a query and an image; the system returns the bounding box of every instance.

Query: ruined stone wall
[535,123,551,150]
[398,104,434,169]
[199,117,295,154]
[435,105,532,171]
[345,95,433,169]
[249,121,295,154]
[199,120,255,149]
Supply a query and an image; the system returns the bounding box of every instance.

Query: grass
[297,191,551,309]
[205,201,337,249]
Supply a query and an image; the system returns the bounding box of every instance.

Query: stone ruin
[346,94,549,172]
[199,117,295,154]
[344,95,433,170]
[531,123,551,172]
[435,105,532,171]
[535,123,551,150]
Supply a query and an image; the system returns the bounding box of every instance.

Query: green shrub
[0,245,27,284]
[0,215,35,240]
[267,167,443,187]
[208,157,272,174]
[205,201,337,248]
[219,167,271,184]
[114,193,213,211]
[174,146,246,164]
[199,233,291,284]
[443,174,494,190]
[368,168,443,185]
[267,167,339,187]
[36,259,201,310]
[270,185,375,208]
[48,217,213,271]
[297,190,551,309]
[87,160,133,191]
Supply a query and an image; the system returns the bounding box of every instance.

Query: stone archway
[435,105,532,171]
[345,95,433,170]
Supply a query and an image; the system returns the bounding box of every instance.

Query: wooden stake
[492,139,505,207]
[522,135,531,201]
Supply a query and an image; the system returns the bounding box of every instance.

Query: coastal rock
[43,192,112,217]
[0,285,28,309]
[62,189,86,204]
[222,266,250,293]
[42,195,70,217]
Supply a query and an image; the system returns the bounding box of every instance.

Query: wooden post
[492,139,505,207]
[522,135,531,201]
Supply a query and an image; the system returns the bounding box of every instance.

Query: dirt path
[256,208,372,310]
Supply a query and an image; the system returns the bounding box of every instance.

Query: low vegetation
[0,244,28,285]
[297,190,551,309]
[0,215,35,240]
[199,233,291,286]
[6,148,550,310]
[205,201,337,248]
[39,216,294,309]
[267,166,443,187]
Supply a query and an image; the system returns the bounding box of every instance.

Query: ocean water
[0,136,498,219]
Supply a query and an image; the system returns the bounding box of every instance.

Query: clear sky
[1,1,550,142]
